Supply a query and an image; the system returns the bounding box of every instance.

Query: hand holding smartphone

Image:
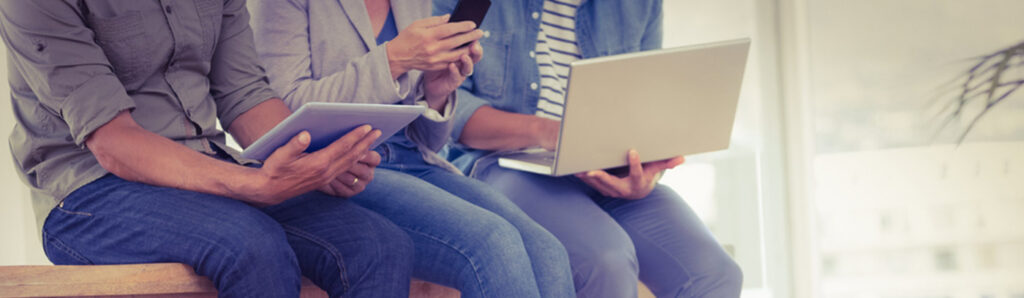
[449,0,491,27]
[448,0,491,48]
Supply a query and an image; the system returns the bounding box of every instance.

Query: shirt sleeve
[640,0,663,51]
[403,78,457,152]
[450,79,493,143]
[209,0,278,130]
[249,0,411,112]
[0,1,136,147]
[414,91,456,121]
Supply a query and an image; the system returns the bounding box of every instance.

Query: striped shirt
[534,0,582,120]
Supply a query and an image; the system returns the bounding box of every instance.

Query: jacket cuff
[373,42,412,101]
[414,84,457,122]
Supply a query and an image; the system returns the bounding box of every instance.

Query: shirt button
[164,5,172,14]
[532,12,540,19]
[483,30,491,38]
[530,83,538,90]
[529,51,535,58]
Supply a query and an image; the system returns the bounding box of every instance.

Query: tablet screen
[241,103,426,160]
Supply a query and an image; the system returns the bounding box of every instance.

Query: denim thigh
[42,174,301,297]
[348,168,543,298]
[261,191,414,298]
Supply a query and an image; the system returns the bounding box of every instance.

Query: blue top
[376,10,398,45]
[375,10,417,148]
[432,0,664,174]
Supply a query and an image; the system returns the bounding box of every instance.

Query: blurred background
[2,1,1022,297]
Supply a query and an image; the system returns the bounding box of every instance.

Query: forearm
[458,106,559,151]
[250,0,407,110]
[227,99,292,148]
[387,44,411,80]
[87,112,264,203]
[278,47,409,109]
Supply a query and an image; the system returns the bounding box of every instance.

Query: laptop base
[497,151,557,175]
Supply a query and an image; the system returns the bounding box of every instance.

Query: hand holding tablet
[242,103,426,161]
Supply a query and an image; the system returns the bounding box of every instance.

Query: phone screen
[449,0,491,27]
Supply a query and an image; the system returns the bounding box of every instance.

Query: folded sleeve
[0,1,136,146]
[406,84,457,152]
[209,0,278,130]
[450,81,493,143]
[640,0,663,51]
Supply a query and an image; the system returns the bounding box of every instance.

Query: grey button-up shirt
[0,0,276,228]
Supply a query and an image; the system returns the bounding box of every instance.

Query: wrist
[424,92,449,111]
[528,116,557,148]
[385,43,409,80]
[230,167,272,205]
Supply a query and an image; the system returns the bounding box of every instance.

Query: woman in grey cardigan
[249,1,574,297]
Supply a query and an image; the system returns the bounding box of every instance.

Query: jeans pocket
[85,10,151,87]
[473,34,511,98]
[375,143,393,164]
[54,200,94,217]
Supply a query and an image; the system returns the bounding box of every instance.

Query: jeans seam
[401,226,488,298]
[617,218,696,296]
[42,230,94,265]
[280,224,351,292]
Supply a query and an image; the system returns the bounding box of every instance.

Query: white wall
[781,0,1024,297]
[661,1,792,297]
[0,48,49,266]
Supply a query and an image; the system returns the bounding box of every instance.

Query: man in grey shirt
[0,1,414,296]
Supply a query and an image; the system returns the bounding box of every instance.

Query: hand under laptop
[495,38,749,198]
[574,148,686,200]
[512,132,687,200]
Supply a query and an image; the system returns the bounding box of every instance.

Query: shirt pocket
[472,33,511,99]
[86,11,151,87]
[195,0,223,58]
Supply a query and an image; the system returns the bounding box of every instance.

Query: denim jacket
[433,0,664,173]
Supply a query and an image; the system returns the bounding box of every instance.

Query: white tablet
[241,102,426,160]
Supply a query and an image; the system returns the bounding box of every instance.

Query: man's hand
[247,125,382,206]
[319,150,381,198]
[422,40,483,110]
[386,14,483,79]
[575,150,685,200]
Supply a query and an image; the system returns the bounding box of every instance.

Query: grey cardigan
[249,0,459,170]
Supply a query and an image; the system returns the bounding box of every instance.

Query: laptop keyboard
[506,150,556,165]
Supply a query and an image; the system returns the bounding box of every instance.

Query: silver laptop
[497,38,750,176]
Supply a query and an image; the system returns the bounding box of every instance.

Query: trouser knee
[206,226,302,297]
[573,248,640,293]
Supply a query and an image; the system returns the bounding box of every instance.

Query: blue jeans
[349,142,574,298]
[476,165,744,298]
[42,174,414,298]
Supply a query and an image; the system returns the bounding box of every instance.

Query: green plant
[936,40,1023,143]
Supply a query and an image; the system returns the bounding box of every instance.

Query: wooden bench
[0,263,459,298]
[0,263,659,297]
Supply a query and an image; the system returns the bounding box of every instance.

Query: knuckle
[425,46,440,56]
[424,30,439,40]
